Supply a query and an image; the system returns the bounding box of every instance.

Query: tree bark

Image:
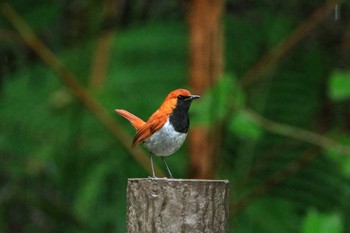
[187,0,224,179]
[127,178,229,233]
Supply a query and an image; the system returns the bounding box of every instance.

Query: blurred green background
[1,0,350,232]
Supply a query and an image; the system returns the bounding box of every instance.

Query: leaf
[324,135,350,177]
[328,70,350,101]
[229,110,262,139]
[191,74,243,126]
[301,208,343,233]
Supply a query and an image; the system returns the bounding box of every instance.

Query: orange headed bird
[116,89,200,178]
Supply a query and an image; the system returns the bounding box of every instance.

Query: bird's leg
[149,154,156,178]
[161,157,173,178]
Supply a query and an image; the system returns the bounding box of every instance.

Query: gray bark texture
[127,178,229,233]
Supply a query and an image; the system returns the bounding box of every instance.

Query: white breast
[143,119,187,156]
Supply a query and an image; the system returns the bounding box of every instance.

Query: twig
[231,106,349,215]
[89,31,115,89]
[0,3,163,177]
[244,108,350,155]
[89,0,118,89]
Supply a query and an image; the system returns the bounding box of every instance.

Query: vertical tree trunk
[127,178,229,233]
[187,0,224,178]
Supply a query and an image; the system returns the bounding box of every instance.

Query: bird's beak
[188,95,200,101]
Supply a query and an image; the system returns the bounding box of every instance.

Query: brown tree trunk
[127,178,229,233]
[187,0,224,178]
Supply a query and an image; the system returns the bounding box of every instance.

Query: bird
[115,88,200,178]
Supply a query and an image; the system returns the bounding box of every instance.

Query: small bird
[116,88,200,178]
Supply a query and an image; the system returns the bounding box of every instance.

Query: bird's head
[161,89,200,112]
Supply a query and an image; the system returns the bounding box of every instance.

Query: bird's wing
[115,109,145,131]
[132,110,167,146]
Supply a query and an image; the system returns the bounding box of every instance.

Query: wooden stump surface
[127,178,229,233]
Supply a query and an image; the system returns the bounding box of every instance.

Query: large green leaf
[302,209,343,233]
[328,70,350,101]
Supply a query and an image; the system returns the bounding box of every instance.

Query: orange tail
[115,109,145,131]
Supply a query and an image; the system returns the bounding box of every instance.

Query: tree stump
[127,178,229,233]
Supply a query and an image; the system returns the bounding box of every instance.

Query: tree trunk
[187,0,224,178]
[127,178,229,233]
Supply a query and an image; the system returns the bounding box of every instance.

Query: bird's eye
[177,95,183,100]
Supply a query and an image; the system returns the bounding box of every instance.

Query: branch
[89,0,118,89]
[89,31,115,89]
[0,3,164,177]
[231,107,349,215]
[244,108,350,155]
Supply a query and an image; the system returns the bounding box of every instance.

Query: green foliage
[1,1,350,233]
[22,3,60,30]
[229,110,263,140]
[222,4,350,233]
[235,198,300,233]
[192,75,238,126]
[325,135,350,176]
[329,70,350,101]
[0,16,189,232]
[302,209,343,233]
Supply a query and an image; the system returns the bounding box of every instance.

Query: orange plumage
[115,88,199,177]
[116,89,192,146]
